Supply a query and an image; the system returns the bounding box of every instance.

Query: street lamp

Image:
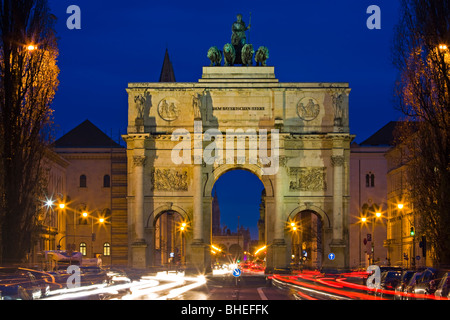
[179,221,189,265]
[360,205,386,266]
[26,44,37,51]
[396,202,415,268]
[288,220,300,264]
[439,44,448,50]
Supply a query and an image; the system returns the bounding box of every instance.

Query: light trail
[275,271,449,300]
[40,270,208,300]
[273,274,386,300]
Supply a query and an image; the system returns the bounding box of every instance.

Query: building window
[366,172,375,187]
[103,175,111,188]
[103,243,111,256]
[80,242,87,256]
[80,175,87,188]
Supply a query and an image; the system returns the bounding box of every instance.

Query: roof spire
[159,48,176,82]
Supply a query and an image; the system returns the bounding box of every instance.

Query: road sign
[232,268,242,277]
[328,253,335,261]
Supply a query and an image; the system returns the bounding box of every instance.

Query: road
[3,266,448,301]
[178,273,296,300]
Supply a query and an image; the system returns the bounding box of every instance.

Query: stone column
[193,162,203,243]
[274,167,284,243]
[270,160,288,270]
[133,155,146,242]
[131,155,147,269]
[331,155,344,242]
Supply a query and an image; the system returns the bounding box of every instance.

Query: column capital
[133,155,147,167]
[331,155,344,167]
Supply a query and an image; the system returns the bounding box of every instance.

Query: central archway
[210,169,265,267]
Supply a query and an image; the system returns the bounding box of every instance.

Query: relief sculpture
[151,168,189,191]
[297,98,320,121]
[158,98,180,121]
[289,167,327,191]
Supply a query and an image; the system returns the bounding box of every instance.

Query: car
[0,268,43,300]
[413,268,450,299]
[25,269,53,297]
[79,266,109,286]
[403,271,423,300]
[394,270,415,300]
[434,272,450,300]
[376,270,403,297]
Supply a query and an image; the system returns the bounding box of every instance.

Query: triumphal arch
[123,21,352,273]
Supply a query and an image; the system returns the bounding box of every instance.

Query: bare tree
[393,0,450,267]
[0,0,59,264]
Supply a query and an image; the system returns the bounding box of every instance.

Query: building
[349,122,398,269]
[123,51,352,272]
[384,127,432,269]
[31,149,70,265]
[52,120,128,266]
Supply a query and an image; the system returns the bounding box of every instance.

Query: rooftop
[359,121,402,146]
[53,120,123,149]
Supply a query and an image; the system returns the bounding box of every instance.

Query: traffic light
[410,227,415,237]
[91,233,96,242]
[420,236,427,257]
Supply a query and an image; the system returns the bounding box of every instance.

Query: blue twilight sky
[47,0,403,239]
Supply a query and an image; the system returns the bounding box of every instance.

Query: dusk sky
[47,0,403,239]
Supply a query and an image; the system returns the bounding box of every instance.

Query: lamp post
[397,203,407,268]
[398,202,416,269]
[359,216,367,268]
[360,205,385,266]
[179,221,188,266]
[288,219,300,265]
[80,211,106,258]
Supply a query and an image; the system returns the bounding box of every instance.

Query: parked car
[403,271,423,300]
[79,266,109,286]
[434,272,450,300]
[0,268,43,300]
[394,270,415,300]
[412,268,450,299]
[24,269,53,297]
[376,270,402,297]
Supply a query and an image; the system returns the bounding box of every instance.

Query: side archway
[286,205,330,270]
[145,204,191,267]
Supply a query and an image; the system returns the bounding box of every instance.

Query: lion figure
[207,46,222,66]
[223,43,236,66]
[255,46,269,66]
[241,43,254,66]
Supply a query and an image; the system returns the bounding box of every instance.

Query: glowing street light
[45,199,54,208]
[291,222,297,231]
[26,44,37,51]
[439,44,448,50]
[397,203,404,210]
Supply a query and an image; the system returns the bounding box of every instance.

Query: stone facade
[349,143,390,268]
[123,66,352,272]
